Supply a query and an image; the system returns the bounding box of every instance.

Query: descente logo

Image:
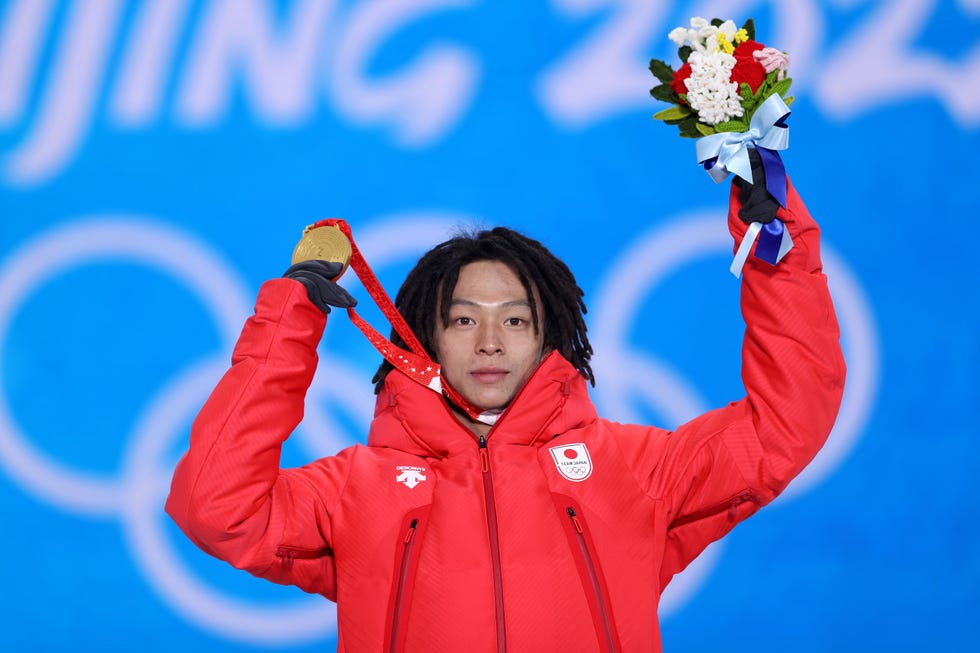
[549,444,593,482]
[395,465,427,489]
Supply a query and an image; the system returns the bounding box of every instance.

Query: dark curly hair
[372,226,594,393]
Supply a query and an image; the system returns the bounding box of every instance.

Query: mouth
[470,368,508,384]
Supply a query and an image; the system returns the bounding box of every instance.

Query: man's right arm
[165,277,350,598]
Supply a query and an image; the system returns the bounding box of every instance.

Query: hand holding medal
[649,17,794,277]
[284,222,357,314]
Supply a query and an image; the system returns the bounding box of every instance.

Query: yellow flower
[734,28,749,43]
[717,32,734,54]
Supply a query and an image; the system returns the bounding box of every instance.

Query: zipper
[565,507,618,653]
[670,490,761,528]
[274,545,331,569]
[388,518,419,653]
[479,434,507,653]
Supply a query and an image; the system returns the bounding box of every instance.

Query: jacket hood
[368,350,598,458]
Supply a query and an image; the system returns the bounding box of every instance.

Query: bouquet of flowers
[649,17,796,278]
[648,17,792,138]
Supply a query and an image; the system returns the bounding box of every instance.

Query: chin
[467,394,509,413]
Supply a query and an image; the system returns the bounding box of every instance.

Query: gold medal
[291,223,353,277]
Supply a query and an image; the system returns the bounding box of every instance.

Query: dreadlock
[371,226,594,393]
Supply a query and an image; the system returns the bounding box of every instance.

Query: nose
[476,323,503,355]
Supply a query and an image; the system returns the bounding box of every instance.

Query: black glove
[283,260,357,314]
[733,147,780,224]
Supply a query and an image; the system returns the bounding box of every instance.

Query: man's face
[433,260,546,413]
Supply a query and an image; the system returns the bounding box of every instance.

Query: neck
[449,406,492,438]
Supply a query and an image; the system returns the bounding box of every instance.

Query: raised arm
[617,174,845,585]
[165,274,354,598]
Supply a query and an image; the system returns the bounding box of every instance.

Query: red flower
[730,40,766,92]
[670,62,692,101]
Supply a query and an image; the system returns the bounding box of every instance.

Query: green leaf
[678,115,702,138]
[756,70,778,95]
[653,105,691,121]
[754,73,776,99]
[695,122,716,136]
[648,58,675,84]
[741,83,763,115]
[771,77,793,98]
[714,119,749,133]
[649,83,678,103]
[741,18,755,40]
[679,45,692,63]
[784,95,795,106]
[711,18,724,27]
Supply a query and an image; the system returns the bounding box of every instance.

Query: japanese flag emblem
[549,443,593,482]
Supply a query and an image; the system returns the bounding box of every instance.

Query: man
[166,164,845,652]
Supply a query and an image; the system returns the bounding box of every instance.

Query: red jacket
[166,181,845,652]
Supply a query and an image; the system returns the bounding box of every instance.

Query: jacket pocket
[553,494,622,653]
[669,489,762,529]
[274,545,332,568]
[384,506,431,653]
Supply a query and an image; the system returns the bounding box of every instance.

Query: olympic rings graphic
[0,218,252,515]
[0,210,877,644]
[0,212,483,645]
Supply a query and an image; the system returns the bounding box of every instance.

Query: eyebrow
[449,299,532,309]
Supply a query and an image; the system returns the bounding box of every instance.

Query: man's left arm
[650,174,846,584]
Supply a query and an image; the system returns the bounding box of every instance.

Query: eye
[504,317,527,327]
[453,316,474,326]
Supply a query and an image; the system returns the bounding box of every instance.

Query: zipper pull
[404,518,419,544]
[479,435,489,473]
[566,507,584,534]
[728,491,757,520]
[276,547,296,569]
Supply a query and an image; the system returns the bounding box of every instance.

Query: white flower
[700,25,721,51]
[717,20,737,40]
[670,17,741,54]
[696,94,743,125]
[668,26,689,46]
[684,50,744,125]
[688,32,706,52]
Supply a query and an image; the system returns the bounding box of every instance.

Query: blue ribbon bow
[695,93,791,188]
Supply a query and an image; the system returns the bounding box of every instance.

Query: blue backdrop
[2,1,977,651]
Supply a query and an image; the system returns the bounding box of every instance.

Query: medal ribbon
[311,218,501,425]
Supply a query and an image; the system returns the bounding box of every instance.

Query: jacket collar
[368,350,597,458]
